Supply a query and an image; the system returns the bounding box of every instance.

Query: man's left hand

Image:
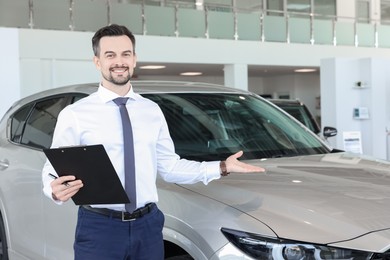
[225,151,265,174]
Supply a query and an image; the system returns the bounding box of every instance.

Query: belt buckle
[121,212,136,222]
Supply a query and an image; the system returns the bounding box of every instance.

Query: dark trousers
[74,205,165,260]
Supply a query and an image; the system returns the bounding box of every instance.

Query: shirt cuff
[204,161,221,184]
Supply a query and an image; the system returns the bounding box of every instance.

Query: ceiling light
[139,65,166,70]
[180,72,203,76]
[294,68,317,73]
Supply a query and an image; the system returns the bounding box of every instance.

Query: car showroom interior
[1,0,390,259]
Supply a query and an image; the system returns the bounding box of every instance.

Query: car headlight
[221,228,374,259]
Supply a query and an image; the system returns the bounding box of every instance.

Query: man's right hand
[50,175,83,202]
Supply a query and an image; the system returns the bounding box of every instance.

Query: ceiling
[134,63,320,78]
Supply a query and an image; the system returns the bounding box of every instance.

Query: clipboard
[43,144,130,205]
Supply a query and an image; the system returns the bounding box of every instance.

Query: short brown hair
[92,24,136,56]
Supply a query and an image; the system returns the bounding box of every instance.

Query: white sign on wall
[343,131,363,154]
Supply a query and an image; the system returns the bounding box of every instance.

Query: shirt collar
[97,83,137,104]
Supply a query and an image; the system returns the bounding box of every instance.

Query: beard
[102,66,132,86]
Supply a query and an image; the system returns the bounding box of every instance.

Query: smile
[110,67,129,73]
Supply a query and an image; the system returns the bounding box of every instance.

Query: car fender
[163,226,208,260]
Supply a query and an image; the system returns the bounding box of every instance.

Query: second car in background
[269,98,338,140]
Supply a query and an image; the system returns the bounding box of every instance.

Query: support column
[223,64,248,91]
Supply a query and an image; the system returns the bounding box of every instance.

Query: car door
[0,95,74,259]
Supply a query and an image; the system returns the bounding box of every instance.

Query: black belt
[82,203,155,221]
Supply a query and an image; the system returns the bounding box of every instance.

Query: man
[42,24,264,259]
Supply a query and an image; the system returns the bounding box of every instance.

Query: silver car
[0,81,389,260]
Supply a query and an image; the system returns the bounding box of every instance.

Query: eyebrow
[104,50,133,55]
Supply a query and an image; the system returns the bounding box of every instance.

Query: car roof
[17,81,253,105]
[1,81,257,122]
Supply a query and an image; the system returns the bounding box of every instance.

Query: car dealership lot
[0,81,390,259]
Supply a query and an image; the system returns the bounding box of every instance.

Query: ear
[93,56,101,70]
[133,54,137,68]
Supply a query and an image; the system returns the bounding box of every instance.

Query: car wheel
[0,214,9,260]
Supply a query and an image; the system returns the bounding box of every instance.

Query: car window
[145,93,330,161]
[20,97,70,149]
[72,95,87,103]
[10,104,34,143]
[9,94,88,150]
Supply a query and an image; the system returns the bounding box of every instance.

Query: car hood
[180,152,390,252]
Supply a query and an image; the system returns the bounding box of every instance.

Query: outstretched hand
[225,151,265,173]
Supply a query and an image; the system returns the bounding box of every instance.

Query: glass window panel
[144,5,176,36]
[235,0,263,11]
[381,0,390,24]
[377,24,390,47]
[356,0,370,23]
[129,0,161,6]
[205,0,232,5]
[33,0,69,30]
[314,0,336,18]
[267,0,284,16]
[313,19,333,44]
[287,0,311,14]
[111,3,143,34]
[165,0,197,9]
[208,10,234,39]
[205,0,233,12]
[177,8,206,37]
[237,12,261,40]
[264,15,287,41]
[0,0,30,28]
[289,17,311,43]
[356,23,375,47]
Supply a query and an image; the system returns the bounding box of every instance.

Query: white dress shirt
[42,85,221,211]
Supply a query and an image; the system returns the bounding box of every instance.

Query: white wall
[294,74,321,119]
[321,57,390,160]
[19,29,100,97]
[0,28,20,119]
[248,77,265,94]
[262,74,320,117]
[337,0,356,20]
[336,0,380,23]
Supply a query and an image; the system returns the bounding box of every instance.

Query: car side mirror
[323,126,337,139]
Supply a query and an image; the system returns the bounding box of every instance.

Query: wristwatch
[220,161,229,176]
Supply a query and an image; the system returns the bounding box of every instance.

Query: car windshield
[145,93,330,161]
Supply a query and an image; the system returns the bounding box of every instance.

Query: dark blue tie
[113,97,136,213]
